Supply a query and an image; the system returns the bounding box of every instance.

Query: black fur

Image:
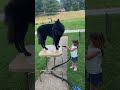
[4,0,34,56]
[37,19,65,50]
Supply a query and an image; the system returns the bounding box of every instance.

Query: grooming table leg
[54,57,56,70]
[25,72,29,90]
[46,57,48,72]
[39,72,42,82]
[61,57,63,68]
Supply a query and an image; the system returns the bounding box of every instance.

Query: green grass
[35,18,85,31]
[0,21,34,89]
[35,33,85,90]
[86,14,120,90]
[66,33,85,90]
[62,18,85,29]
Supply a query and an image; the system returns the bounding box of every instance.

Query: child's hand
[66,46,69,48]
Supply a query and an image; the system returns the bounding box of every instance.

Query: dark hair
[72,40,79,48]
[89,32,105,56]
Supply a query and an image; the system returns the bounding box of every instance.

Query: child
[85,32,105,90]
[66,40,79,71]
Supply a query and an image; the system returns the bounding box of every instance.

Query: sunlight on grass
[35,18,85,30]
[35,11,85,23]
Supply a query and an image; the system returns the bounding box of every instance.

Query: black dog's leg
[41,41,48,50]
[40,35,48,50]
[54,37,60,50]
[43,35,48,50]
[43,42,48,50]
[14,40,23,52]
[38,35,45,49]
[19,40,31,56]
[19,23,31,56]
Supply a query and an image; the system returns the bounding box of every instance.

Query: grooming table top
[39,45,62,57]
[9,45,34,72]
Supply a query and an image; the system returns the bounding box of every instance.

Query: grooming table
[9,45,34,90]
[39,45,64,81]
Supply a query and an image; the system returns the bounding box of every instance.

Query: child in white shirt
[66,40,79,71]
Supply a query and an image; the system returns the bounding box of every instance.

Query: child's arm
[66,46,77,51]
[85,51,99,60]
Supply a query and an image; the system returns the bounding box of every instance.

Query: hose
[50,56,74,89]
[50,45,74,89]
[50,46,81,90]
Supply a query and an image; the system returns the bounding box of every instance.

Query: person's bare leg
[72,62,74,67]
[73,62,75,67]
[74,63,77,68]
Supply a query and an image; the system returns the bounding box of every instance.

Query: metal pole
[79,31,80,42]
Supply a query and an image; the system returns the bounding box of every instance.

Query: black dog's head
[52,19,65,36]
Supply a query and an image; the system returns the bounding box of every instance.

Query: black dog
[4,0,34,56]
[37,19,65,50]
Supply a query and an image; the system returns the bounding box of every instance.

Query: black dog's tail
[4,3,15,44]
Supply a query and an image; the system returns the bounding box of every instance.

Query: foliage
[35,0,60,16]
[60,0,85,11]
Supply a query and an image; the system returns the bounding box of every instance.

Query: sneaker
[70,66,74,69]
[74,67,77,71]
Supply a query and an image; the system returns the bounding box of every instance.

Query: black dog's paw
[56,48,59,50]
[24,51,32,56]
[45,47,48,50]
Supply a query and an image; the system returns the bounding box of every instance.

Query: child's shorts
[87,73,103,86]
[71,57,78,62]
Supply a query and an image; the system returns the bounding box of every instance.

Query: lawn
[35,11,85,30]
[86,14,120,90]
[0,21,34,89]
[35,11,85,23]
[35,32,85,90]
[35,18,85,30]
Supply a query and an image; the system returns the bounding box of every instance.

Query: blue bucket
[73,86,81,90]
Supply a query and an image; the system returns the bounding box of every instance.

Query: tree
[72,1,80,11]
[77,0,85,9]
[60,0,85,11]
[35,0,60,15]
[60,0,72,11]
[35,0,43,15]
[42,0,60,13]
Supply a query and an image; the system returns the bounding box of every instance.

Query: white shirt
[70,45,78,57]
